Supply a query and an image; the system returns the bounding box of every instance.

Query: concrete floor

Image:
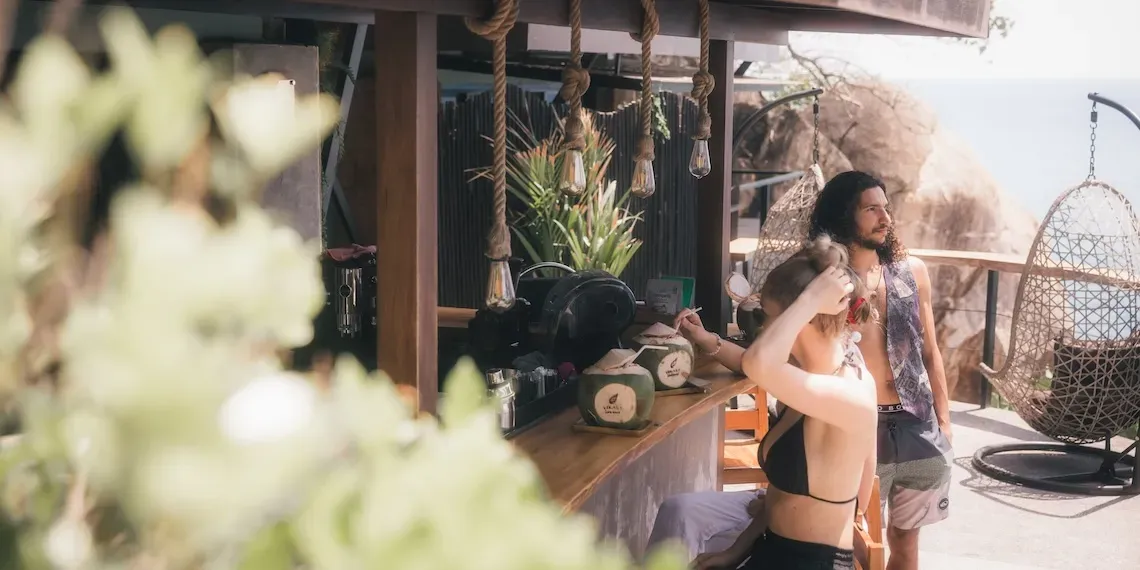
[916,401,1139,570]
[726,400,1140,569]
[725,399,1135,567]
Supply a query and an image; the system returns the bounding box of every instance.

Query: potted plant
[505,110,643,280]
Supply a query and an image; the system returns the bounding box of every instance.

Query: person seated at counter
[647,237,878,570]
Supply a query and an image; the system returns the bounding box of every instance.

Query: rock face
[818,83,938,201]
[736,81,1039,403]
[901,129,1038,401]
[735,100,851,204]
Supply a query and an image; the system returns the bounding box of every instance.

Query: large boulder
[898,128,1037,401]
[740,80,1039,403]
[734,102,851,207]
[818,82,938,201]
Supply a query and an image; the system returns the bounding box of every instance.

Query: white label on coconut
[593,383,638,424]
[657,351,693,388]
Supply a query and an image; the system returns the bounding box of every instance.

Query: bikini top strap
[841,337,865,379]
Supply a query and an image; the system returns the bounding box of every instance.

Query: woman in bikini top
[694,236,879,570]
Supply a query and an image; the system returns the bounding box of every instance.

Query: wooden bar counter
[510,359,752,558]
[435,305,751,556]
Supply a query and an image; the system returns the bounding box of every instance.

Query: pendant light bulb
[559,150,587,197]
[630,159,656,198]
[689,139,712,179]
[484,259,516,313]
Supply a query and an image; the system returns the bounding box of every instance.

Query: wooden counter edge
[437,306,476,328]
[437,306,681,329]
[512,372,753,514]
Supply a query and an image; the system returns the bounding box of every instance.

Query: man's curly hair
[808,170,907,265]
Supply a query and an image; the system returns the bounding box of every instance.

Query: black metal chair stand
[973,436,1139,496]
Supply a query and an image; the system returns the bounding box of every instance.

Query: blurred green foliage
[0,8,686,570]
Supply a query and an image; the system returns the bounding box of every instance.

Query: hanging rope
[634,0,659,165]
[812,95,821,165]
[466,0,519,261]
[690,0,714,141]
[559,0,590,154]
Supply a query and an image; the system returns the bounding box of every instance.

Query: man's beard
[854,227,895,257]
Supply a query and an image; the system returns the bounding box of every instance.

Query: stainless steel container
[486,368,517,431]
[335,267,363,337]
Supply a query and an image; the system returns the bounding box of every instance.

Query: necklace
[867,264,883,296]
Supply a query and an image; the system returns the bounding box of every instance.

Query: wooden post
[375,10,439,415]
[694,39,734,336]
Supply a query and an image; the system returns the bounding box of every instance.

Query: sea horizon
[896,77,1140,222]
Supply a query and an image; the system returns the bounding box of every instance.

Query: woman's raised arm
[740,268,877,432]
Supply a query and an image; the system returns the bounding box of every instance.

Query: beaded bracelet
[704,335,723,356]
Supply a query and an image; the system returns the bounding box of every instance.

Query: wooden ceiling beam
[306,0,792,45]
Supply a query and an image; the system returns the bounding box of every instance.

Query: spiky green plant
[557,180,643,277]
[503,109,642,278]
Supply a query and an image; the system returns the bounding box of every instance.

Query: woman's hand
[802,266,855,316]
[673,308,717,352]
[746,494,765,519]
[692,545,749,570]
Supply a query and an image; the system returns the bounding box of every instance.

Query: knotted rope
[634,0,659,165]
[466,0,519,261]
[690,0,714,141]
[559,0,590,154]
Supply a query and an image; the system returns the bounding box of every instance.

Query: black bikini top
[757,343,864,505]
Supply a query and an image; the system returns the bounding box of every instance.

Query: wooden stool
[854,475,885,570]
[723,386,769,487]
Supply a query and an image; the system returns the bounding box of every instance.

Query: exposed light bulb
[630,159,656,198]
[485,259,516,312]
[689,139,712,179]
[559,150,587,197]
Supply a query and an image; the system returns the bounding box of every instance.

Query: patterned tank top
[882,261,935,421]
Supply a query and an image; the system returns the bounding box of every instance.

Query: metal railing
[912,251,1011,409]
[729,241,1020,408]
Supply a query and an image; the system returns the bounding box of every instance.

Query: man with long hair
[808,171,954,570]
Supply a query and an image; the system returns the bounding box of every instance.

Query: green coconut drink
[577,348,657,430]
[725,271,764,343]
[631,322,695,390]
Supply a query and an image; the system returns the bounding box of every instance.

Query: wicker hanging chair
[746,163,825,293]
[974,179,1140,496]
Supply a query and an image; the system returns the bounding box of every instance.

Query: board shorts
[875,404,954,530]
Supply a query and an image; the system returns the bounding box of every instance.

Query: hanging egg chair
[973,94,1140,496]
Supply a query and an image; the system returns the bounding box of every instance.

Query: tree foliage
[958,0,1015,54]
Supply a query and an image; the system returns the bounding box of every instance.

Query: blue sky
[773,0,1140,219]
